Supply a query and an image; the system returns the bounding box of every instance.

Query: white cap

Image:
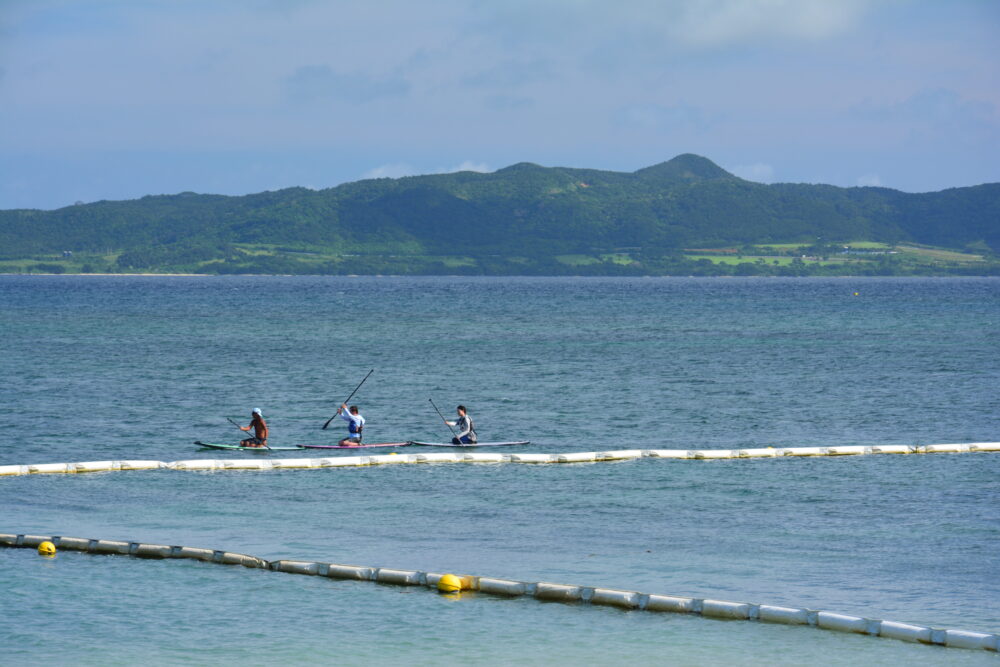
[252,408,262,416]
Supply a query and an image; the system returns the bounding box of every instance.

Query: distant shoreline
[2,272,997,279]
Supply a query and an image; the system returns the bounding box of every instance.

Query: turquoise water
[2,276,998,664]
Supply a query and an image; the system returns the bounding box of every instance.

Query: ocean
[2,276,998,665]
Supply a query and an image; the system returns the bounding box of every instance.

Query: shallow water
[2,276,998,664]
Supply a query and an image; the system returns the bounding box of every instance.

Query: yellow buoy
[38,541,56,557]
[854,292,859,296]
[438,573,463,593]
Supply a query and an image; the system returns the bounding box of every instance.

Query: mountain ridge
[1,154,997,275]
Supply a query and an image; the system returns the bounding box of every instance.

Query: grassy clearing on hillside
[600,253,636,265]
[895,245,984,263]
[555,254,601,266]
[0,241,994,276]
[685,255,851,267]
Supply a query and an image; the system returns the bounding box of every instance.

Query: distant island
[1,154,997,276]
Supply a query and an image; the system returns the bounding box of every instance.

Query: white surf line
[2,532,995,652]
[1,443,998,477]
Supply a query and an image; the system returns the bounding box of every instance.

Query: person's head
[349,405,359,415]
[252,408,263,419]
[456,405,467,416]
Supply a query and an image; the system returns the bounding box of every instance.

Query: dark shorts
[452,435,476,445]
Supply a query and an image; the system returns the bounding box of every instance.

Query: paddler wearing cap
[336,403,365,446]
[239,408,268,448]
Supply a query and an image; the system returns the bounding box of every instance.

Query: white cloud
[361,160,491,181]
[478,0,873,52]
[361,163,416,179]
[856,173,881,187]
[673,0,871,47]
[438,161,492,174]
[731,162,774,183]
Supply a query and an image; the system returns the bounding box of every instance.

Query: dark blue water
[2,276,998,664]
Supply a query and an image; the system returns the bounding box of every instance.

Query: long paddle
[322,369,375,430]
[429,398,460,442]
[226,416,271,450]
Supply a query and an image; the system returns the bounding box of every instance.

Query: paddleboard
[408,441,530,448]
[297,442,411,450]
[194,441,305,451]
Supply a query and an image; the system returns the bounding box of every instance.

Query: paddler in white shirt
[336,403,365,446]
[444,405,477,445]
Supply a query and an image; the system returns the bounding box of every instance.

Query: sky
[1,0,998,210]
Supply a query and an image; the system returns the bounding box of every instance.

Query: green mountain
[1,154,997,276]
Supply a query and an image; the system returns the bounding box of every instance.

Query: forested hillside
[1,154,997,275]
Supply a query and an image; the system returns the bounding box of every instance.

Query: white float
[28,463,73,474]
[817,611,870,634]
[375,568,423,585]
[461,453,506,463]
[595,450,644,461]
[702,599,753,619]
[326,564,375,580]
[870,445,914,454]
[557,452,597,463]
[1,441,997,477]
[273,560,321,575]
[824,446,869,456]
[477,577,528,596]
[738,448,779,457]
[644,595,699,613]
[879,620,932,644]
[508,454,556,463]
[590,588,640,609]
[534,582,583,602]
[689,449,738,459]
[74,461,118,473]
[758,604,810,625]
[118,460,164,470]
[642,450,691,458]
[924,444,969,454]
[411,453,462,464]
[268,458,318,469]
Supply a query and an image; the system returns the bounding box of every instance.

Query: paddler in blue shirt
[444,405,477,445]
[239,408,268,448]
[337,403,365,446]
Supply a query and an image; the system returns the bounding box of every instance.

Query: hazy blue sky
[2,0,998,209]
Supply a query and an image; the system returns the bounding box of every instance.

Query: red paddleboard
[408,441,530,448]
[297,442,412,450]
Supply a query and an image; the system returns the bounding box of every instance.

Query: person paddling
[239,408,268,448]
[337,403,365,446]
[444,405,477,445]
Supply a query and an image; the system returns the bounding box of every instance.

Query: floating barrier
[0,443,998,478]
[1,532,995,652]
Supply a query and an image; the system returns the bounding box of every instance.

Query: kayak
[297,442,411,450]
[408,441,530,448]
[195,441,306,451]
